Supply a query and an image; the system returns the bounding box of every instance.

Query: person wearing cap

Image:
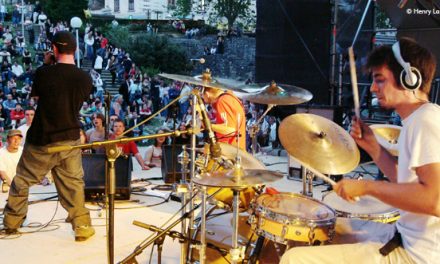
[0,129,23,193]
[2,31,95,241]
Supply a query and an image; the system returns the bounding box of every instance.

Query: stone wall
[169,35,256,81]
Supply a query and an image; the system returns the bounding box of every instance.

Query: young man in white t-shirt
[0,130,23,192]
[281,38,440,264]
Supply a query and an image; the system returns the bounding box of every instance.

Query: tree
[42,0,88,22]
[173,0,192,18]
[208,0,252,29]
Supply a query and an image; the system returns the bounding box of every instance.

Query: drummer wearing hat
[0,130,23,192]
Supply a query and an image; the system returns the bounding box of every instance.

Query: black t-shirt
[27,63,92,145]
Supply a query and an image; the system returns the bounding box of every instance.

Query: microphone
[196,94,222,158]
[190,58,206,64]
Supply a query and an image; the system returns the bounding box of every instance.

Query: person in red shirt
[202,87,246,150]
[109,118,149,170]
[10,103,25,129]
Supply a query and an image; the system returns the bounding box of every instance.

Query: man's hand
[333,178,369,202]
[350,117,379,153]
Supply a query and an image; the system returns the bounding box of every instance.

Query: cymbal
[238,81,313,105]
[370,124,401,156]
[211,124,236,135]
[214,142,266,170]
[159,70,246,92]
[193,169,283,188]
[279,113,360,175]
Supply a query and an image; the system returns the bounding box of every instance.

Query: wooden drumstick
[348,47,361,120]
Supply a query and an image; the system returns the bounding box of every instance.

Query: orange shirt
[212,92,246,150]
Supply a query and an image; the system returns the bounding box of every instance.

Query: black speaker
[161,144,189,184]
[82,153,132,201]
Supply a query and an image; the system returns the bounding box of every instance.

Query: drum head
[323,192,397,215]
[256,193,335,221]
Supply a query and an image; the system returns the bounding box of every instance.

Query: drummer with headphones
[281,38,440,263]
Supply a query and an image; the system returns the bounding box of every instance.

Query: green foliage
[208,0,252,29]
[41,0,88,22]
[130,34,190,74]
[103,25,131,50]
[375,8,393,29]
[173,0,193,18]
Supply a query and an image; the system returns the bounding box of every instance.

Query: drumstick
[297,159,360,202]
[348,47,361,120]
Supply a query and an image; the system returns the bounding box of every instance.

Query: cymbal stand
[301,167,314,197]
[105,143,122,264]
[230,159,246,264]
[250,104,275,155]
[176,145,190,264]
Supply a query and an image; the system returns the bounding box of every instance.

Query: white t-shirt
[17,124,31,146]
[397,103,440,263]
[0,146,23,182]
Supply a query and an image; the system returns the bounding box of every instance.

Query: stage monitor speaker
[161,145,189,184]
[82,153,132,201]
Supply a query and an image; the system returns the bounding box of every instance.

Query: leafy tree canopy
[42,0,88,23]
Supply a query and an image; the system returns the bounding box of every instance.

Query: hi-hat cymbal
[193,169,283,188]
[370,124,401,156]
[159,70,246,92]
[238,81,313,105]
[211,124,236,135]
[279,113,360,175]
[211,142,266,170]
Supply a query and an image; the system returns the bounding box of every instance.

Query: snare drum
[250,193,336,245]
[322,192,399,223]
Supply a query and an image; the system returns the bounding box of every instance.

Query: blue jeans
[3,139,91,230]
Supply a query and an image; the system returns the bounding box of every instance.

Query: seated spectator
[79,101,94,129]
[11,61,24,80]
[109,118,149,170]
[143,128,170,168]
[17,108,35,145]
[0,103,7,132]
[10,102,25,128]
[0,129,23,192]
[86,113,106,153]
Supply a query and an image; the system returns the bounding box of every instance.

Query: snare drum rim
[254,192,336,226]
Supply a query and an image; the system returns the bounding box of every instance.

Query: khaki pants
[280,218,415,264]
[3,140,91,230]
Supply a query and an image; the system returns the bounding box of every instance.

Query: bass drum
[196,142,266,210]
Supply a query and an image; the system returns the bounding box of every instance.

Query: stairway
[81,58,120,95]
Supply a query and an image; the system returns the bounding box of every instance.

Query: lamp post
[70,17,82,68]
[21,0,24,40]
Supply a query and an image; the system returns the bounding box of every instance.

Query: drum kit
[49,69,401,264]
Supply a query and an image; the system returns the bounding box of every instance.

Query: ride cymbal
[238,81,313,105]
[279,113,360,175]
[159,70,246,92]
[370,124,401,156]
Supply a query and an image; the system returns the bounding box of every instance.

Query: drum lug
[308,223,317,245]
[328,226,336,243]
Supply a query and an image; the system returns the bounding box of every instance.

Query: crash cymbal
[279,113,360,175]
[159,70,246,92]
[193,169,283,188]
[211,124,236,135]
[210,142,266,170]
[238,81,313,105]
[370,124,401,156]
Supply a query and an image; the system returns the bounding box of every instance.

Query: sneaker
[74,225,95,242]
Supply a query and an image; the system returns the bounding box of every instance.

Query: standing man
[281,38,440,263]
[2,31,95,241]
[0,130,23,193]
[202,86,246,150]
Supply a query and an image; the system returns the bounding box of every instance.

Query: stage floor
[0,149,378,264]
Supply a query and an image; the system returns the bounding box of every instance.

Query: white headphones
[392,41,422,91]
